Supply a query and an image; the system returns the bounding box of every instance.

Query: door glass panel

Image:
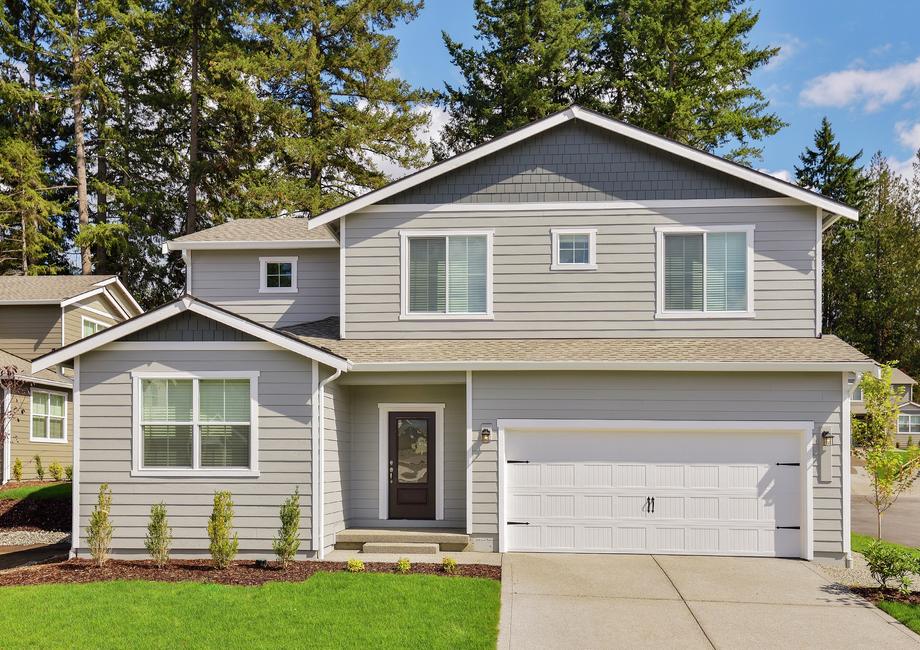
[397,418,428,484]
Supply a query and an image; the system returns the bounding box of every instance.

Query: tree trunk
[21,213,28,273]
[72,1,91,274]
[185,7,199,236]
[95,104,110,271]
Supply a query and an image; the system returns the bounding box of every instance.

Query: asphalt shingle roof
[0,275,115,302]
[0,348,71,385]
[171,219,337,244]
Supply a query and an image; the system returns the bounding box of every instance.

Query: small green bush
[909,436,914,448]
[49,461,63,482]
[395,557,411,574]
[65,465,73,481]
[864,541,915,594]
[207,491,239,569]
[33,455,44,481]
[144,502,172,568]
[442,556,458,575]
[272,488,301,567]
[346,558,365,573]
[87,483,114,567]
[12,458,22,482]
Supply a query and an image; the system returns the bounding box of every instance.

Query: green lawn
[0,573,500,649]
[0,482,71,501]
[878,601,920,635]
[852,532,920,558]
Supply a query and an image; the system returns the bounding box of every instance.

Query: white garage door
[504,427,804,557]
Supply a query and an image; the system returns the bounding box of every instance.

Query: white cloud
[765,35,803,71]
[895,121,920,151]
[758,168,793,183]
[800,56,920,111]
[371,104,450,180]
[886,154,915,179]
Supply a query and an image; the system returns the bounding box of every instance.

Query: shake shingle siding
[78,347,315,558]
[382,121,778,204]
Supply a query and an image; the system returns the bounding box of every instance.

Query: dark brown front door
[388,411,435,519]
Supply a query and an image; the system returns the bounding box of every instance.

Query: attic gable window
[400,230,494,320]
[259,256,297,294]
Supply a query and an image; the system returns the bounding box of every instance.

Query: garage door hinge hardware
[507,521,530,526]
[506,460,530,464]
[776,462,800,466]
[776,526,800,530]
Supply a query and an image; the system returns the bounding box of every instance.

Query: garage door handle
[651,497,655,513]
[645,496,651,513]
[776,462,800,466]
[507,521,530,526]
[776,526,800,530]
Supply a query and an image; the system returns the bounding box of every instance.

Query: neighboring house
[851,368,920,447]
[0,276,143,483]
[35,106,874,567]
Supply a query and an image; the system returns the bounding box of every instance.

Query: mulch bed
[851,586,920,605]
[0,558,501,587]
[0,498,70,532]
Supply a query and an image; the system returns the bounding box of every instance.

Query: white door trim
[378,403,445,521]
[496,419,815,560]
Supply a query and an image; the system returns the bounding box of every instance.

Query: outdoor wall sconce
[822,431,835,447]
[480,424,493,443]
[819,431,834,483]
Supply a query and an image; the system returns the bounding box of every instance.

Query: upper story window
[899,415,920,434]
[853,385,863,401]
[399,230,493,320]
[133,372,259,477]
[551,228,597,270]
[31,390,66,443]
[82,316,108,338]
[259,256,298,294]
[655,225,754,319]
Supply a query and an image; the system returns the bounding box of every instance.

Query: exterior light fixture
[822,431,835,447]
[480,424,493,443]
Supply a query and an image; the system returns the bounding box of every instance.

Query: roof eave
[350,360,876,372]
[166,239,339,251]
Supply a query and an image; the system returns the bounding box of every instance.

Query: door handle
[645,496,651,513]
[651,497,655,513]
[389,460,394,484]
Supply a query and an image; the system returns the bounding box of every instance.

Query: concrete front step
[362,542,440,555]
[334,528,471,552]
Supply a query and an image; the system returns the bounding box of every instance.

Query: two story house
[851,368,919,447]
[0,276,143,483]
[36,107,874,566]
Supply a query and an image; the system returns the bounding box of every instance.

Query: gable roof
[892,368,916,385]
[168,219,338,251]
[308,105,858,229]
[32,295,351,373]
[0,348,71,388]
[0,275,143,317]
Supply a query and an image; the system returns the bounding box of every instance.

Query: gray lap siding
[78,348,314,558]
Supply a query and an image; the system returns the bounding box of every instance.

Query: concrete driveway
[498,554,919,649]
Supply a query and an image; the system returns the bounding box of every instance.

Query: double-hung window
[655,225,754,318]
[899,415,920,435]
[551,228,597,270]
[400,230,493,318]
[134,372,258,476]
[82,316,108,338]
[259,256,297,293]
[31,390,66,442]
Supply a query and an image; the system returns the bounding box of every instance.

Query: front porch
[333,527,471,554]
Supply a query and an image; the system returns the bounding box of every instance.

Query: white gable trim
[359,198,803,213]
[308,106,857,229]
[32,296,351,373]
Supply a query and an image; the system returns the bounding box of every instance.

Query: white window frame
[259,256,298,294]
[30,389,68,443]
[899,414,920,435]
[550,228,597,270]
[399,229,494,320]
[81,315,108,338]
[131,370,260,477]
[655,224,756,319]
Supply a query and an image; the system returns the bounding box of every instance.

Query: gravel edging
[0,530,70,546]
[812,552,920,591]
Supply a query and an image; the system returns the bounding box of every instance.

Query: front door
[388,411,436,519]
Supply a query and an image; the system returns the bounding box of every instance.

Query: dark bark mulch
[0,558,501,587]
[851,586,920,605]
[0,498,70,532]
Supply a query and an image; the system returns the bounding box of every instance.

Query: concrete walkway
[498,554,920,649]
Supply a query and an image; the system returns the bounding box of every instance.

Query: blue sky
[389,0,920,180]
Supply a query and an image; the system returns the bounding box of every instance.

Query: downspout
[71,357,80,558]
[842,370,865,568]
[316,368,342,560]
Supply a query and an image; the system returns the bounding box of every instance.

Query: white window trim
[399,229,494,320]
[655,224,756,319]
[377,403,445,521]
[259,256,298,294]
[81,315,109,338]
[898,414,920,435]
[131,370,260,477]
[29,389,68,443]
[550,228,597,270]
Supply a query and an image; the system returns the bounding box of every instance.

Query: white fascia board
[61,287,131,320]
[351,360,878,373]
[32,297,351,373]
[307,106,857,229]
[497,418,815,435]
[166,240,339,251]
[97,277,144,316]
[0,299,60,305]
[16,375,72,389]
[361,198,803,213]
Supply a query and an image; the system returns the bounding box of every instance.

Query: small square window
[551,229,597,270]
[259,257,297,293]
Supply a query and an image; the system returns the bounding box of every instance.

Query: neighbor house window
[551,228,597,270]
[655,226,754,318]
[259,256,297,293]
[82,316,108,338]
[134,373,258,475]
[400,231,493,318]
[899,415,920,434]
[31,390,66,442]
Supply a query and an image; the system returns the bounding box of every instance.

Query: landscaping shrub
[49,461,63,482]
[346,558,365,573]
[395,557,411,574]
[87,484,114,567]
[909,436,914,448]
[144,502,172,568]
[208,491,239,569]
[442,557,458,575]
[272,488,300,567]
[65,465,73,481]
[33,455,44,481]
[864,541,916,594]
[12,458,22,482]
